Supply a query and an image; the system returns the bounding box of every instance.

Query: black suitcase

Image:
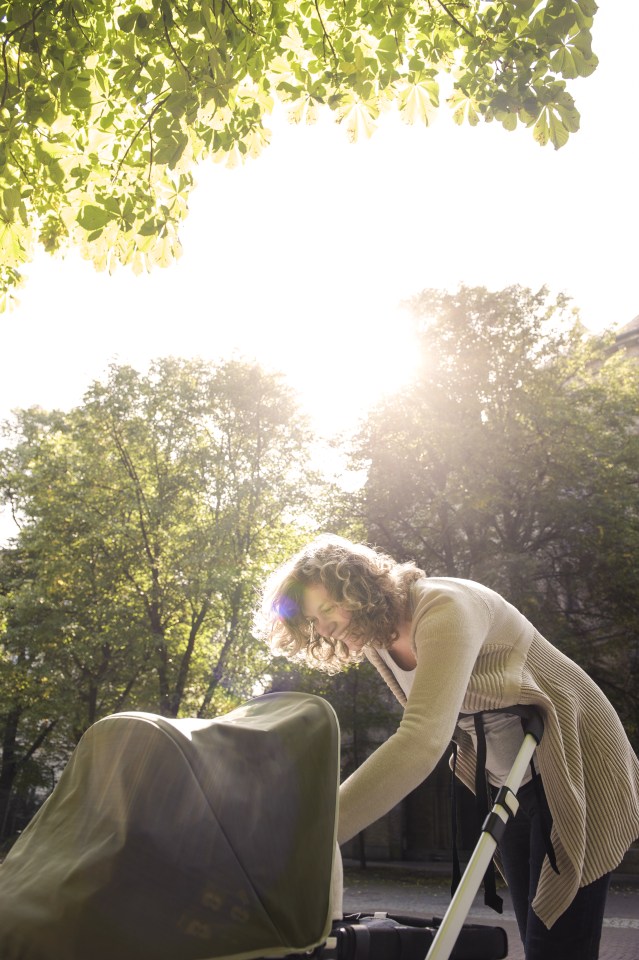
[324,912,508,960]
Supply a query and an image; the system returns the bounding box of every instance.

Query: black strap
[450,742,462,897]
[449,731,503,912]
[528,752,560,874]
[451,706,560,914]
[508,710,559,874]
[473,714,503,913]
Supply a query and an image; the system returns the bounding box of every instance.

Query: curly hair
[255,535,423,673]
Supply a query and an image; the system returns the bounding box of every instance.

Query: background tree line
[348,286,639,742]
[0,357,320,840]
[1,285,638,849]
[1,0,597,309]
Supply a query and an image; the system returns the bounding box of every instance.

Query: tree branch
[436,0,475,39]
[162,13,192,81]
[113,94,170,182]
[3,0,51,43]
[313,0,338,66]
[220,0,267,40]
[1,40,9,110]
[19,718,58,768]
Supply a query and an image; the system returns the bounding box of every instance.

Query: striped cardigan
[337,577,639,928]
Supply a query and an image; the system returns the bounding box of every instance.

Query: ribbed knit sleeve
[337,580,493,844]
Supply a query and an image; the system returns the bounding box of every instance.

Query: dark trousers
[495,778,610,960]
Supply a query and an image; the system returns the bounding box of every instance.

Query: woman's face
[301,582,363,652]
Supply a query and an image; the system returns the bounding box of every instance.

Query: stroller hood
[0,692,340,960]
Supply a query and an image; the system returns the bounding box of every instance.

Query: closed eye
[305,606,335,625]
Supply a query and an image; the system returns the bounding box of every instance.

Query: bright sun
[271,300,422,438]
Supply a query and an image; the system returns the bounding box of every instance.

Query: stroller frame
[425,710,544,959]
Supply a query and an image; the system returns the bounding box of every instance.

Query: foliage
[0,0,599,308]
[269,656,401,772]
[352,285,639,741]
[0,356,319,837]
[0,547,68,843]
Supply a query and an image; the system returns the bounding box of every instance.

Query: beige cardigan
[337,577,639,928]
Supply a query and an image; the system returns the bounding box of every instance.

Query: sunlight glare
[282,300,422,438]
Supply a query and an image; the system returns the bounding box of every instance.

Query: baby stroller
[0,692,513,960]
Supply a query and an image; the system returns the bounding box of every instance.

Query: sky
[1,1,638,447]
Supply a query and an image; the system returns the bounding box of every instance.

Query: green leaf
[533,112,550,146]
[166,91,191,118]
[160,0,174,27]
[577,0,598,16]
[377,35,399,63]
[154,131,189,167]
[3,186,22,212]
[135,12,150,33]
[138,217,159,236]
[398,81,438,126]
[77,205,112,230]
[69,85,92,109]
[117,12,137,33]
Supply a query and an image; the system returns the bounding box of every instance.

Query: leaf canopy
[0,0,599,308]
[350,285,639,734]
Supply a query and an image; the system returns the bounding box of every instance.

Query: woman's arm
[338,580,493,844]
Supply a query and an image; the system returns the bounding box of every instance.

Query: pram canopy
[0,691,340,960]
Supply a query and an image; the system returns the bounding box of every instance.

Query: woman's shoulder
[407,576,496,626]
[409,576,530,628]
[410,575,501,605]
[409,577,535,650]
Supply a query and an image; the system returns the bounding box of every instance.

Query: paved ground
[341,863,639,960]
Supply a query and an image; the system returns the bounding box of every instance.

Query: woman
[257,534,639,960]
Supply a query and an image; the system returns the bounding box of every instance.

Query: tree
[0,546,68,843]
[0,357,319,836]
[0,0,598,309]
[353,285,639,740]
